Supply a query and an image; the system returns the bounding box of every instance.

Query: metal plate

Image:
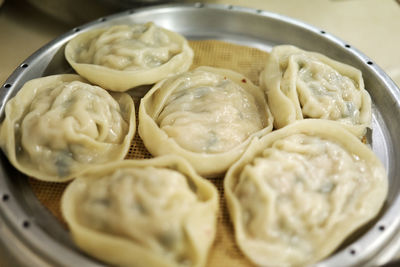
[1,3,400,266]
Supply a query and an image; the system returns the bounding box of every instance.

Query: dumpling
[65,22,194,92]
[139,66,274,177]
[224,119,387,266]
[61,156,218,267]
[260,45,372,137]
[0,74,135,182]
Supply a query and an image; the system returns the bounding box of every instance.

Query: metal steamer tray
[1,3,400,266]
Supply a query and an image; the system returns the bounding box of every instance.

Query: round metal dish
[1,3,400,266]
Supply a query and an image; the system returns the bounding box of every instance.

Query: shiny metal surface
[1,3,400,266]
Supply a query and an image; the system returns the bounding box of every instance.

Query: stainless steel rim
[1,3,400,266]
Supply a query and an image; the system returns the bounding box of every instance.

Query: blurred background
[0,0,400,265]
[0,0,399,87]
[0,0,400,85]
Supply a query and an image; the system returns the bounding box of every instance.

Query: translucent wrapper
[65,22,194,92]
[61,156,219,267]
[225,119,388,266]
[0,74,135,182]
[139,66,273,177]
[260,45,372,137]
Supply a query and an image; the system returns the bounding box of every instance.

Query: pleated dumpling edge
[259,45,372,138]
[61,156,219,267]
[65,22,194,92]
[139,66,274,177]
[0,74,136,182]
[224,119,388,266]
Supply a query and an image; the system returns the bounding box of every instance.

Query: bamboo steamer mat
[28,39,270,267]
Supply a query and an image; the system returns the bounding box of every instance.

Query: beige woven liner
[28,40,270,266]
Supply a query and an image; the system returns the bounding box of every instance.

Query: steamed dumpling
[65,22,194,91]
[139,66,273,177]
[0,74,135,182]
[225,119,387,266]
[61,156,218,267]
[260,45,371,137]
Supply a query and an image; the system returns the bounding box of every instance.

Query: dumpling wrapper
[0,74,135,182]
[61,156,219,267]
[225,119,388,266]
[260,45,371,137]
[139,66,274,177]
[65,22,194,92]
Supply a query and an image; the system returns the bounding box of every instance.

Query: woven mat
[28,40,269,267]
